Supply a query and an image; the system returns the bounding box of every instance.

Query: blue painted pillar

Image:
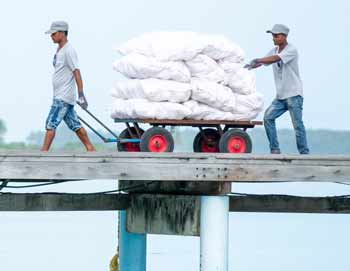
[119,211,147,271]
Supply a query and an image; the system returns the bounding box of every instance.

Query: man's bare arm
[256,55,281,65]
[73,69,88,109]
[248,55,282,69]
[73,69,83,95]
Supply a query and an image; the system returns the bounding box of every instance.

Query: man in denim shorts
[41,21,95,151]
[246,24,309,154]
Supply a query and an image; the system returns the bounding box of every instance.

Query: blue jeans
[45,99,82,131]
[264,95,309,154]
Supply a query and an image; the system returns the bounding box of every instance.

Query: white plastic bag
[201,35,245,61]
[185,54,227,83]
[233,92,264,114]
[111,98,191,120]
[226,67,256,95]
[140,79,191,103]
[118,32,205,61]
[191,79,236,112]
[111,80,145,99]
[112,79,192,103]
[184,100,259,121]
[113,53,191,82]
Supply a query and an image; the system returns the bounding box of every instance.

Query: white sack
[185,54,227,83]
[191,79,236,112]
[111,98,191,120]
[226,67,256,95]
[112,79,191,103]
[140,79,191,103]
[233,92,264,114]
[218,59,242,74]
[201,35,245,61]
[118,32,205,61]
[113,53,191,82]
[184,100,259,121]
[111,80,145,99]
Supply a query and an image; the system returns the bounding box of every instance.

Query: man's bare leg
[76,127,96,151]
[41,129,56,151]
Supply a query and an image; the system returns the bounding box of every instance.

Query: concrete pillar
[119,210,147,271]
[200,196,229,271]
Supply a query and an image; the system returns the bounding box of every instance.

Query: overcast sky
[0,0,349,141]
[1,1,350,271]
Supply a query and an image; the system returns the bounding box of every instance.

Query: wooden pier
[2,151,350,182]
[1,151,350,271]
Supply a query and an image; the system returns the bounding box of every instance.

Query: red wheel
[140,127,174,152]
[117,127,144,152]
[219,129,252,153]
[193,129,220,153]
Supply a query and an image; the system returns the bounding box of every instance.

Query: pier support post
[200,196,229,271]
[119,210,147,271]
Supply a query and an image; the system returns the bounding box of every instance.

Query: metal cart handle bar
[76,101,119,143]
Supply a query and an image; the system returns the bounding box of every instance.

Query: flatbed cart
[76,103,262,153]
[113,118,262,153]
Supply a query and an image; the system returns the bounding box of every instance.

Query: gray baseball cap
[45,21,69,34]
[266,24,289,35]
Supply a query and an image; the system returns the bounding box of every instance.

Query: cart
[77,104,262,153]
[113,118,262,153]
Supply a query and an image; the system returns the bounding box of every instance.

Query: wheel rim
[201,135,220,152]
[123,142,141,152]
[118,128,143,152]
[148,135,168,152]
[227,136,247,153]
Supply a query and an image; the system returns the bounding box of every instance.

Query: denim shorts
[45,99,82,131]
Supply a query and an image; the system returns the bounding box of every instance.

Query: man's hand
[77,92,88,109]
[244,59,261,70]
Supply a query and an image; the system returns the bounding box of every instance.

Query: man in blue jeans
[41,21,95,151]
[246,24,309,154]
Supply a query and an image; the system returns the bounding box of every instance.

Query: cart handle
[76,101,120,143]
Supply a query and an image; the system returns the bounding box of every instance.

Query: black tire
[193,129,221,153]
[219,129,252,153]
[117,127,144,152]
[140,127,174,152]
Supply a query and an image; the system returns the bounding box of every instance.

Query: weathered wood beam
[0,193,129,211]
[1,192,350,214]
[229,194,350,214]
[1,151,350,182]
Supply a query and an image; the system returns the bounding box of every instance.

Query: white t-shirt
[52,42,79,105]
[266,44,303,100]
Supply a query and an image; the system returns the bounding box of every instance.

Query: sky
[0,0,350,142]
[1,1,350,270]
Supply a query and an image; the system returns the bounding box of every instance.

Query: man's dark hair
[59,31,68,37]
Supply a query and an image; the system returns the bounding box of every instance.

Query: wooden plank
[1,151,350,182]
[229,195,350,214]
[114,118,263,126]
[119,181,231,195]
[0,193,129,211]
[1,192,350,213]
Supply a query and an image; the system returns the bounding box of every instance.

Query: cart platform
[114,118,263,153]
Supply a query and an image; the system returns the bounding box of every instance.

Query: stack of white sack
[111,32,264,120]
